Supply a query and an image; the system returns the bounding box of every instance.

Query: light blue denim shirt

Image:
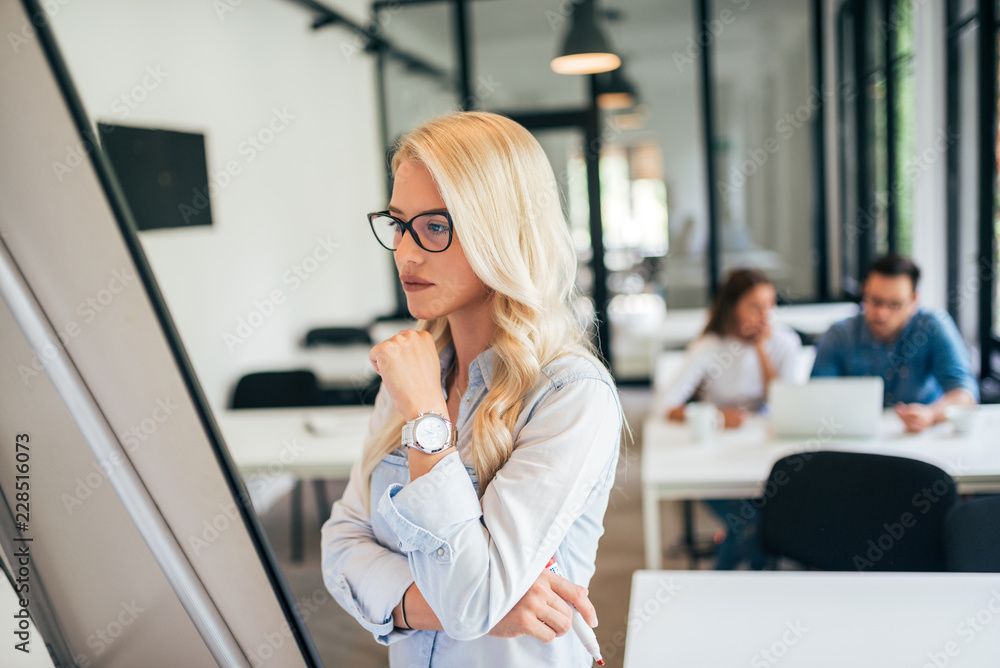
[321,344,622,667]
[810,308,979,406]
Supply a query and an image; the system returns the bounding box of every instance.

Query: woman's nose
[394,228,423,264]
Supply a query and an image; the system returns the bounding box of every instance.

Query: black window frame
[836,0,916,298]
[945,0,999,384]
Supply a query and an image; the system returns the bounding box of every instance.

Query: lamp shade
[551,0,621,75]
[596,64,636,109]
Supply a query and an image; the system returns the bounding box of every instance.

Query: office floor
[261,387,723,668]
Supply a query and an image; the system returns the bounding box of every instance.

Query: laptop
[769,377,885,438]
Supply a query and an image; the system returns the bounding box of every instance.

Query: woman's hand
[369,329,448,421]
[488,569,597,642]
[750,318,772,349]
[719,406,747,429]
[667,405,686,422]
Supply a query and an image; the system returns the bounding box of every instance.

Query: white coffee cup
[686,402,720,445]
[946,405,982,436]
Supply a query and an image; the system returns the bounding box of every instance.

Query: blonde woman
[321,112,623,666]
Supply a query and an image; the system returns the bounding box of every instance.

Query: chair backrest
[319,375,382,406]
[944,495,1000,572]
[303,327,372,347]
[230,369,321,409]
[760,451,957,571]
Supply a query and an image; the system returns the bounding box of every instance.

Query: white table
[217,405,372,479]
[216,406,373,561]
[642,406,1000,568]
[623,570,1000,667]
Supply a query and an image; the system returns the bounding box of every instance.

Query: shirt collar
[470,347,496,392]
[439,342,496,394]
[859,307,924,347]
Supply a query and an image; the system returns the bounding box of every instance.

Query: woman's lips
[401,278,434,292]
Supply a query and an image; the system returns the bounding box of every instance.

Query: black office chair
[302,326,380,406]
[303,327,372,347]
[760,451,957,571]
[230,369,324,562]
[230,369,321,409]
[945,495,1000,572]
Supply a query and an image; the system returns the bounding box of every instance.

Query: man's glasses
[862,294,909,312]
[367,211,454,253]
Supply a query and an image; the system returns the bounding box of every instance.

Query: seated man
[811,254,978,433]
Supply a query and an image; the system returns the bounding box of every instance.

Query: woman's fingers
[536,599,573,637]
[368,329,447,420]
[487,569,584,642]
[546,571,598,628]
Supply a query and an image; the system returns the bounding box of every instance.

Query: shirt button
[899,367,908,379]
[437,548,445,556]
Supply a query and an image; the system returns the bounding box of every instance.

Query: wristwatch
[401,411,457,454]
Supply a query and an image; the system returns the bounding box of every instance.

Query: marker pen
[545,557,604,666]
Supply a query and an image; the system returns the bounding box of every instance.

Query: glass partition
[709,0,819,303]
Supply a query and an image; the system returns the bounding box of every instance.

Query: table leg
[642,486,662,570]
[683,500,696,569]
[314,479,330,527]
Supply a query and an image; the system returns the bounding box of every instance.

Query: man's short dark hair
[866,254,921,291]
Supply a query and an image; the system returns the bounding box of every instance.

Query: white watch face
[414,416,449,449]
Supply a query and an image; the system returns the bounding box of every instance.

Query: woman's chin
[404,299,443,321]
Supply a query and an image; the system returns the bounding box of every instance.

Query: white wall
[51,0,393,410]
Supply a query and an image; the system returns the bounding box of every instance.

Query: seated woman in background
[653,268,802,568]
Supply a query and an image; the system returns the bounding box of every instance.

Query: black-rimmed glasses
[367,210,454,253]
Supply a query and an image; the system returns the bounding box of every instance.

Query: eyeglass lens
[371,213,451,252]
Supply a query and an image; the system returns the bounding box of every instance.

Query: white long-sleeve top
[652,323,802,416]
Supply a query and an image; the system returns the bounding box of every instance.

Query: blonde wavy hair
[359,111,600,508]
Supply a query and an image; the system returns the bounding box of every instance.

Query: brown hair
[703,268,774,337]
[867,254,921,291]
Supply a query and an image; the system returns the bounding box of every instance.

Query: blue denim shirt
[810,308,978,406]
[321,344,622,667]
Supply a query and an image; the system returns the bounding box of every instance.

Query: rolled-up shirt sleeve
[651,337,714,416]
[321,395,417,646]
[376,374,621,642]
[928,311,980,400]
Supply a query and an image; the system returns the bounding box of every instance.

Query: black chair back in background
[230,369,321,409]
[303,327,373,347]
[760,451,957,571]
[945,495,1000,572]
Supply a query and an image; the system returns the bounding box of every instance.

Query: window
[837,0,916,296]
[945,0,999,384]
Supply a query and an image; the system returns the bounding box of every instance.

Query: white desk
[217,405,372,479]
[217,406,373,561]
[642,406,1000,568]
[624,570,1000,667]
